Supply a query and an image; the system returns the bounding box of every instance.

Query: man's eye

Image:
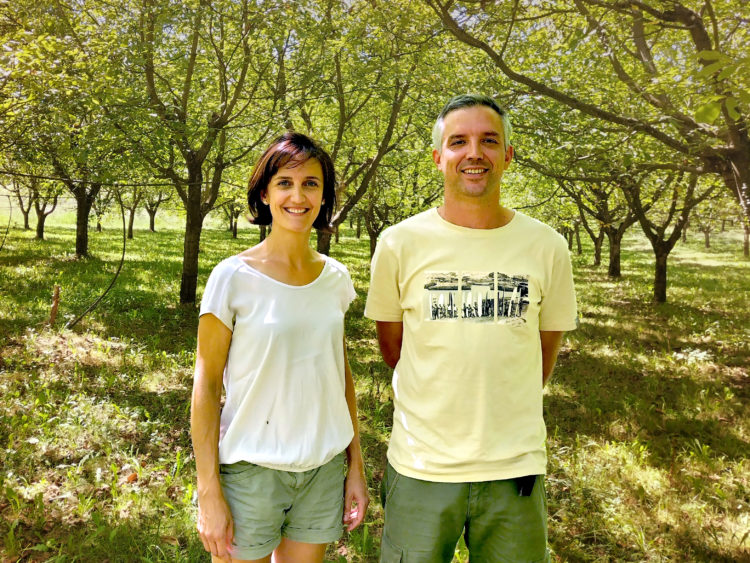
[450,140,465,146]
[304,181,321,188]
[484,138,498,144]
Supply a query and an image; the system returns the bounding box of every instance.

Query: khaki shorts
[380,462,550,563]
[219,452,346,560]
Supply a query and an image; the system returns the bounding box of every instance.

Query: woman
[191,132,368,563]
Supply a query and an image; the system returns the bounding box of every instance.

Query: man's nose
[467,139,483,159]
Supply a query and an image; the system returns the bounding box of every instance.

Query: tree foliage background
[2,0,748,303]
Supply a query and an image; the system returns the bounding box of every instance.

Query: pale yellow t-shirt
[365,209,577,482]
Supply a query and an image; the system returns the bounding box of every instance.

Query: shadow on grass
[2,508,207,563]
[549,348,748,467]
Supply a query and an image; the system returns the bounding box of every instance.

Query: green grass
[0,216,748,562]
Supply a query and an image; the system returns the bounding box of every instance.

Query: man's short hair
[432,94,512,153]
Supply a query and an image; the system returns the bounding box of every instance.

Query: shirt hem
[387,456,546,483]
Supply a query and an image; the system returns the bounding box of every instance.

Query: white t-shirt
[365,209,578,482]
[200,254,356,471]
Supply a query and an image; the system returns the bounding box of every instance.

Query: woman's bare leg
[272,538,327,563]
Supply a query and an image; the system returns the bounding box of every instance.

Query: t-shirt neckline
[431,207,519,234]
[233,255,329,289]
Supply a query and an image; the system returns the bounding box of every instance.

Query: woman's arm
[191,313,234,560]
[342,337,369,531]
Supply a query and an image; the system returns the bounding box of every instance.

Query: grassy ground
[0,214,748,562]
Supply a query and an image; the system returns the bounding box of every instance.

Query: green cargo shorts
[380,462,550,563]
[219,452,346,560]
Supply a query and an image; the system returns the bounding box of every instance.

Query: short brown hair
[247,132,336,229]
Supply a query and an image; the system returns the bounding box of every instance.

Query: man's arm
[540,330,565,386]
[376,321,403,369]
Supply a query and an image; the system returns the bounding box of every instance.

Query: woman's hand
[197,491,234,560]
[343,464,369,531]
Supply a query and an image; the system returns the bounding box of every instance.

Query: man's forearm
[540,330,565,386]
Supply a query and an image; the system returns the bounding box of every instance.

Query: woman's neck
[262,227,318,265]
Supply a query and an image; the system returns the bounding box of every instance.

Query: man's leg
[380,462,466,563]
[465,477,549,563]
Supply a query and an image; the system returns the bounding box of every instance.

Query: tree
[6,174,33,230]
[426,0,750,227]
[91,187,114,232]
[2,1,126,257]
[114,185,144,240]
[361,144,442,256]
[622,171,717,302]
[120,0,285,303]
[142,189,171,233]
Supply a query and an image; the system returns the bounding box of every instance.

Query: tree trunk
[97,220,102,232]
[179,172,204,304]
[147,209,157,232]
[721,218,726,232]
[75,186,98,258]
[575,221,582,255]
[704,230,710,249]
[127,207,136,240]
[653,249,669,303]
[369,231,378,257]
[356,215,361,239]
[335,225,340,244]
[35,212,47,240]
[605,228,622,278]
[232,213,239,239]
[682,223,687,242]
[744,222,749,258]
[316,230,332,255]
[15,191,31,229]
[592,229,604,267]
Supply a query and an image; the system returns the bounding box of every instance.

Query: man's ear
[505,145,514,165]
[432,149,441,167]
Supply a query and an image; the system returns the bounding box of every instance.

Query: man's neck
[437,199,515,230]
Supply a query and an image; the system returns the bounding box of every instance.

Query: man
[365,94,578,562]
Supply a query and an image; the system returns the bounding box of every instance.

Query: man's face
[432,105,513,200]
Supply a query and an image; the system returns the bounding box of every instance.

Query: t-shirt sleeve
[365,232,403,322]
[539,238,578,331]
[342,267,357,311]
[199,260,235,332]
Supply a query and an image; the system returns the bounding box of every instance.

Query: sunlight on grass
[1,220,748,561]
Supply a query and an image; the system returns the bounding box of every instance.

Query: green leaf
[717,66,735,81]
[696,61,726,78]
[695,102,721,124]
[696,50,725,61]
[725,97,740,121]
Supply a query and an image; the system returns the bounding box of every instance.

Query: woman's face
[263,157,324,234]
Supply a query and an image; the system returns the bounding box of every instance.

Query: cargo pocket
[381,463,402,509]
[379,533,404,563]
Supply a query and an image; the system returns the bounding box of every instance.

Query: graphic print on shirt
[424,271,459,320]
[424,271,530,324]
